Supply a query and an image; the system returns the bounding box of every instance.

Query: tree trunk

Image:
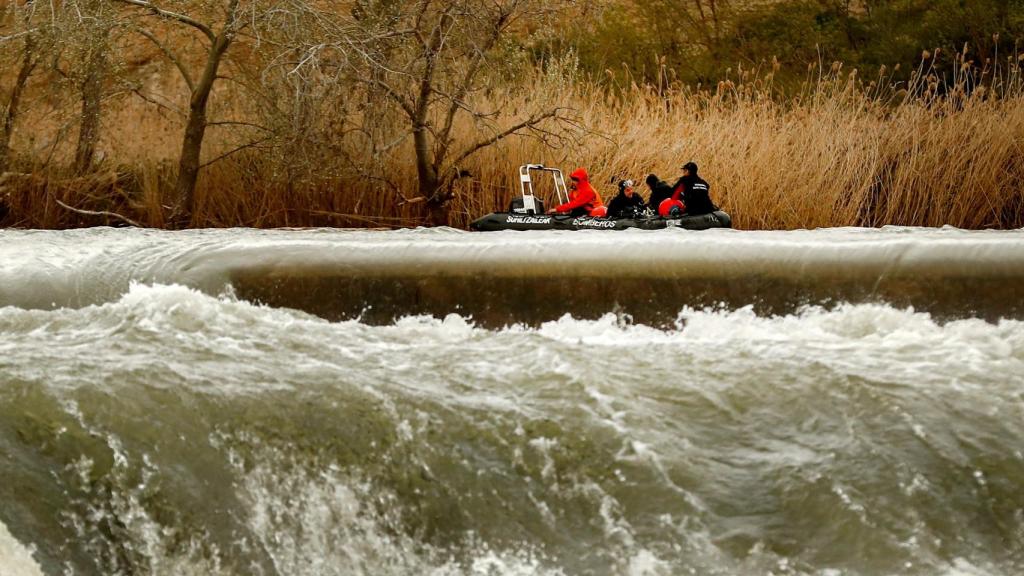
[424,197,450,226]
[74,45,106,175]
[419,170,451,226]
[414,121,448,225]
[174,101,209,224]
[417,165,450,226]
[0,37,36,174]
[171,33,232,225]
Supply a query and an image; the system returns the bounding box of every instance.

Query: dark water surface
[1,227,1023,575]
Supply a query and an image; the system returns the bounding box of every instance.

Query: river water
[1,227,1023,576]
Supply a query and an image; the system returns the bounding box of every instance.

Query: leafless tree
[53,0,121,175]
[303,0,577,224]
[0,2,55,173]
[239,5,354,196]
[113,0,251,224]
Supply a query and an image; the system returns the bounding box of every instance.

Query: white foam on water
[0,520,44,576]
[504,303,1024,389]
[939,558,1002,576]
[3,282,1023,400]
[3,283,1024,575]
[61,445,227,576]
[229,439,566,576]
[6,281,1024,342]
[515,303,1024,354]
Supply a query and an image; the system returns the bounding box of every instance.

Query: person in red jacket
[550,168,606,217]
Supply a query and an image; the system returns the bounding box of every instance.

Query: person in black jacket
[606,179,646,218]
[645,174,674,210]
[670,162,717,216]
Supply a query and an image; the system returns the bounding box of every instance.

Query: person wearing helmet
[550,168,606,217]
[606,179,645,219]
[670,162,717,216]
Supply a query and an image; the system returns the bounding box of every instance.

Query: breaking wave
[1,283,1023,575]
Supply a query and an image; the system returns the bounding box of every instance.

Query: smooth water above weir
[2,227,1024,576]
[1,227,1024,324]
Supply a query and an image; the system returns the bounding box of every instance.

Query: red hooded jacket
[555,168,605,214]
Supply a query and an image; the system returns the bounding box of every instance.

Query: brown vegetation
[1,2,1022,230]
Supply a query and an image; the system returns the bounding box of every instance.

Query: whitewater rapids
[1,227,1023,575]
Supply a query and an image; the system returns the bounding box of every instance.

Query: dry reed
[3,56,1023,230]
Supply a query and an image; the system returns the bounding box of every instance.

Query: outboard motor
[510,196,545,215]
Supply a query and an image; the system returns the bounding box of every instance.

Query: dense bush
[563,0,1024,89]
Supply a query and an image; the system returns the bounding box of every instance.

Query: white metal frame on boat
[519,164,570,212]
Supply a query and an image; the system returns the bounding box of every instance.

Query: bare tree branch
[369,76,417,120]
[113,0,216,42]
[200,137,271,169]
[436,8,512,165]
[129,87,185,116]
[0,29,40,43]
[53,197,142,227]
[447,108,564,176]
[133,26,195,91]
[207,120,273,132]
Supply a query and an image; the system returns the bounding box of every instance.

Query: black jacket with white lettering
[670,175,716,215]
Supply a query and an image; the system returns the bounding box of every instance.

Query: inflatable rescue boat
[470,165,732,232]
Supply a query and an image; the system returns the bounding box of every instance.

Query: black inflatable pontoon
[470,210,732,231]
[470,164,732,232]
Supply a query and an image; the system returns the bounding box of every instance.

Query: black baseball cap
[682,162,698,173]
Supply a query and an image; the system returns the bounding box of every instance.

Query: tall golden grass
[3,55,1023,230]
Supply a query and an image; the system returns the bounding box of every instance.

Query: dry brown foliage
[2,51,1023,230]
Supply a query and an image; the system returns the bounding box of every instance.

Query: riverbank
[3,66,1023,231]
